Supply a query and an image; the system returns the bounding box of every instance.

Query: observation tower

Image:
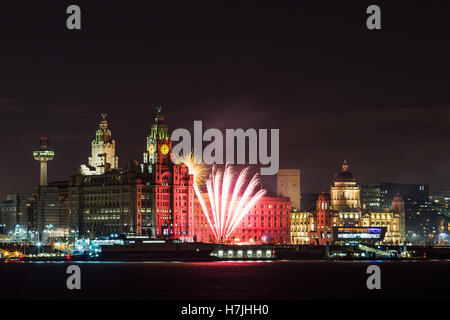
[33,137,54,186]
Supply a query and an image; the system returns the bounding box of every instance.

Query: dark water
[0,260,448,300]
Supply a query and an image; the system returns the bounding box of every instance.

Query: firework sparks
[173,152,266,243]
[172,150,208,185]
[198,164,266,243]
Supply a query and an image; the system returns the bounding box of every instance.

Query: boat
[96,236,277,261]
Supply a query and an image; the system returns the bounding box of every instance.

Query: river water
[0,260,448,299]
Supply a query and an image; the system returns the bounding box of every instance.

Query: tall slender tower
[33,137,55,186]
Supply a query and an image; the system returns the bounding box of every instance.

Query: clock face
[148,144,156,155]
[160,143,169,155]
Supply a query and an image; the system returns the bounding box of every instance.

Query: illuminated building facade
[69,165,147,238]
[330,160,361,212]
[193,194,291,244]
[360,183,449,244]
[290,211,314,244]
[289,161,406,245]
[328,161,405,244]
[70,107,195,240]
[277,169,301,211]
[308,192,334,245]
[141,106,195,240]
[81,114,119,175]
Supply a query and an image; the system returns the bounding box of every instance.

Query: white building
[81,114,119,175]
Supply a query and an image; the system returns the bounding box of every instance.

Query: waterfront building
[34,181,70,240]
[277,169,301,211]
[359,182,449,244]
[70,107,195,240]
[328,161,405,244]
[80,114,119,175]
[330,160,361,212]
[192,193,291,244]
[290,211,314,244]
[0,194,35,238]
[308,192,333,245]
[360,194,405,244]
[404,200,446,244]
[71,107,291,243]
[289,161,406,245]
[141,107,195,240]
[361,182,429,211]
[69,165,146,238]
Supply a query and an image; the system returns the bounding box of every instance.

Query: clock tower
[143,106,172,166]
[142,106,194,240]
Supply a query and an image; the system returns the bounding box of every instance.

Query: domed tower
[330,160,361,211]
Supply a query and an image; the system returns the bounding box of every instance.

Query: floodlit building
[193,193,291,244]
[80,114,119,175]
[69,164,149,238]
[70,107,195,240]
[290,211,314,244]
[330,160,360,212]
[290,161,406,245]
[277,169,300,211]
[360,183,449,244]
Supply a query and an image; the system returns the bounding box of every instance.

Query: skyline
[1,109,443,199]
[1,1,449,199]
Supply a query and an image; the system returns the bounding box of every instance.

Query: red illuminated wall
[309,192,334,245]
[153,161,194,240]
[191,194,291,244]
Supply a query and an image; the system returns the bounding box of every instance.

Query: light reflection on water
[5,258,449,265]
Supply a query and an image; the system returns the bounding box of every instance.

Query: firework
[172,150,208,185]
[198,164,266,243]
[173,152,266,243]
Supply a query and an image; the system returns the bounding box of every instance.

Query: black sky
[0,1,449,199]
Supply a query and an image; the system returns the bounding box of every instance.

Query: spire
[150,106,169,140]
[96,113,112,144]
[155,105,165,123]
[342,159,349,172]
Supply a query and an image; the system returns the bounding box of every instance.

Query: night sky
[0,1,449,200]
